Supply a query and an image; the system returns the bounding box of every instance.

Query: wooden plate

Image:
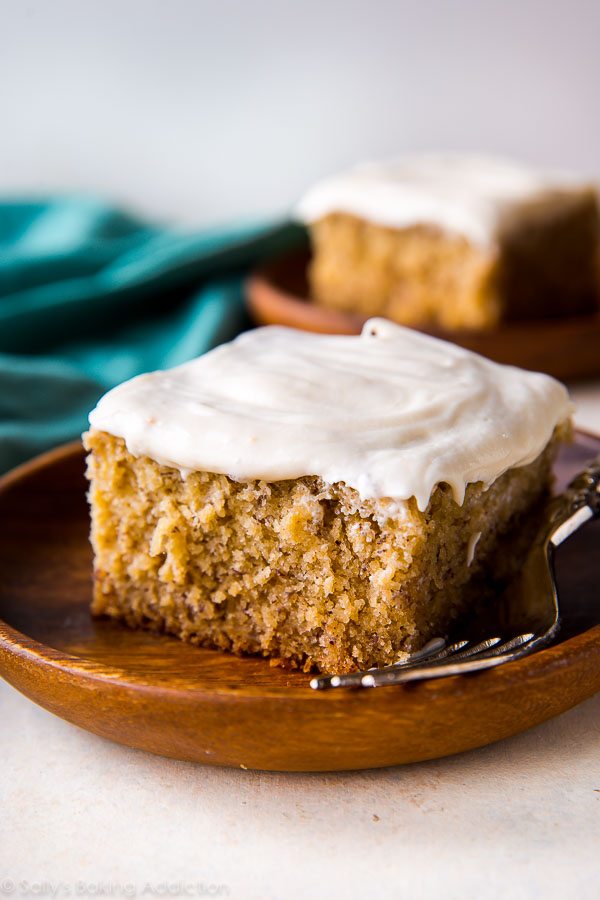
[246,250,600,381]
[1,435,599,772]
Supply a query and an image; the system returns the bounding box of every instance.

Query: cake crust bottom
[84,431,560,673]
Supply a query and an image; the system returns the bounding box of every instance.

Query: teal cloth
[0,198,306,473]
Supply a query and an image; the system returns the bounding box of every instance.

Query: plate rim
[1,437,600,705]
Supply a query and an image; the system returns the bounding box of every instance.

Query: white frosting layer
[296,154,595,246]
[89,320,571,511]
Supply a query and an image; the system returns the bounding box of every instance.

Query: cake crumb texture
[84,430,560,673]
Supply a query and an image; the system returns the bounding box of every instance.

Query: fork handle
[547,454,600,547]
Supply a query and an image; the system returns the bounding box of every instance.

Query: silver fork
[310,455,600,691]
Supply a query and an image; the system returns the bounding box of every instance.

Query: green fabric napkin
[0,197,306,473]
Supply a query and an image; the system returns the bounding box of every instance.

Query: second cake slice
[296,155,600,331]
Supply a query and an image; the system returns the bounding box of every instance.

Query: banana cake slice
[296,154,600,331]
[84,319,571,673]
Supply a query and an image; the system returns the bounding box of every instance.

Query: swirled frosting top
[296,154,596,246]
[89,319,571,511]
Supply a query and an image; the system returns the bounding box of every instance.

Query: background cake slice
[296,155,600,331]
[85,319,572,673]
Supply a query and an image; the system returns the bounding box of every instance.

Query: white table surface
[2,383,600,900]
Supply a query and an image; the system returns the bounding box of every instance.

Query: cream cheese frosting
[295,154,596,246]
[88,319,571,511]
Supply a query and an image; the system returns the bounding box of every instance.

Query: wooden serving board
[246,250,600,381]
[0,435,599,772]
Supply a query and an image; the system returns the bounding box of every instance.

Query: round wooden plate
[246,250,600,380]
[1,435,599,772]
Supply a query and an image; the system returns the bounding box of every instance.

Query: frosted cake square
[296,155,600,331]
[84,319,571,673]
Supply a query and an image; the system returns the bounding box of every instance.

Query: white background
[1,0,600,226]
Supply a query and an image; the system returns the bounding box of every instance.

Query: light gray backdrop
[1,0,599,225]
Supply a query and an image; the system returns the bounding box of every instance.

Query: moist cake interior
[85,430,560,673]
